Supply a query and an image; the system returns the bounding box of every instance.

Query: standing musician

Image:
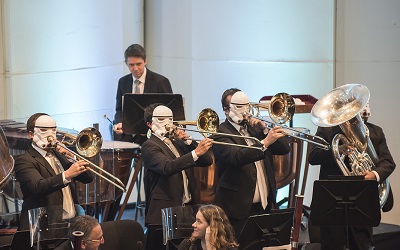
[308,101,396,250]
[141,104,213,249]
[212,88,291,237]
[12,113,94,249]
[113,43,173,144]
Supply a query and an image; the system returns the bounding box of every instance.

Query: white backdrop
[1,0,399,225]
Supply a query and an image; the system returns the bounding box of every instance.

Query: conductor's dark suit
[114,69,173,124]
[308,122,395,250]
[14,146,93,231]
[212,120,290,221]
[141,135,213,225]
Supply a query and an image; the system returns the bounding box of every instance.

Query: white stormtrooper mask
[361,102,371,122]
[229,91,250,124]
[151,106,173,137]
[33,115,57,149]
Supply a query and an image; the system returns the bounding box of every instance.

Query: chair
[101,220,145,250]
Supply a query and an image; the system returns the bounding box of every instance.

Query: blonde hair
[190,205,238,249]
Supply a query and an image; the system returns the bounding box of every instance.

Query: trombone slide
[49,137,127,193]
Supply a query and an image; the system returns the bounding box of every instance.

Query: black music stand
[122,93,185,135]
[310,179,381,250]
[237,208,294,250]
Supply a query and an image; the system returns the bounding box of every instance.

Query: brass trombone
[169,108,265,151]
[248,93,330,150]
[49,128,127,192]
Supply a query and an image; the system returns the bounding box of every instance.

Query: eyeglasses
[84,235,104,243]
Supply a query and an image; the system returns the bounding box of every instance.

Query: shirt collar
[228,119,242,133]
[152,132,167,142]
[134,67,147,84]
[31,143,48,158]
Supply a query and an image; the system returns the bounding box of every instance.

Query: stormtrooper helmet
[229,91,250,124]
[152,105,173,137]
[33,115,57,149]
[361,102,371,122]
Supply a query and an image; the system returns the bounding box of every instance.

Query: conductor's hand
[113,122,123,135]
[195,138,213,157]
[263,126,286,148]
[64,160,89,181]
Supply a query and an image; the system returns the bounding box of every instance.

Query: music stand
[122,94,185,135]
[238,208,294,250]
[310,179,381,250]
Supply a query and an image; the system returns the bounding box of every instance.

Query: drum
[100,141,140,196]
[194,151,216,204]
[0,127,14,191]
[76,140,140,205]
[273,128,309,206]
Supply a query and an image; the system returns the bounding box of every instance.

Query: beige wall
[336,0,400,223]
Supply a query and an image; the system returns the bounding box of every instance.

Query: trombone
[49,128,127,192]
[248,92,330,150]
[169,108,265,151]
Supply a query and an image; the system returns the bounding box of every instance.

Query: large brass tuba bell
[311,83,390,207]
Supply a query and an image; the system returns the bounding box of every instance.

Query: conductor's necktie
[163,138,191,204]
[46,151,76,219]
[134,79,142,94]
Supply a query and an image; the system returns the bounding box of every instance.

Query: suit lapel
[143,69,152,93]
[150,135,177,159]
[124,74,133,93]
[28,147,57,175]
[223,121,248,145]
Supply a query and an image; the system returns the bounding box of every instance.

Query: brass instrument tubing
[244,113,330,150]
[169,126,264,151]
[48,137,127,192]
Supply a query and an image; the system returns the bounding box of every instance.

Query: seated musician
[141,104,213,249]
[212,88,291,237]
[178,204,238,250]
[11,113,94,249]
[54,215,104,250]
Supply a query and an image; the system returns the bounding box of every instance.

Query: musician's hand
[362,171,377,180]
[248,117,267,129]
[195,138,213,156]
[113,123,123,135]
[338,143,354,155]
[263,126,286,148]
[175,129,189,140]
[205,227,216,250]
[64,160,89,180]
[55,144,75,159]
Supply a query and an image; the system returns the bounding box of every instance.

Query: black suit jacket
[308,122,396,211]
[114,68,173,123]
[141,135,213,225]
[14,146,94,230]
[212,120,291,220]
